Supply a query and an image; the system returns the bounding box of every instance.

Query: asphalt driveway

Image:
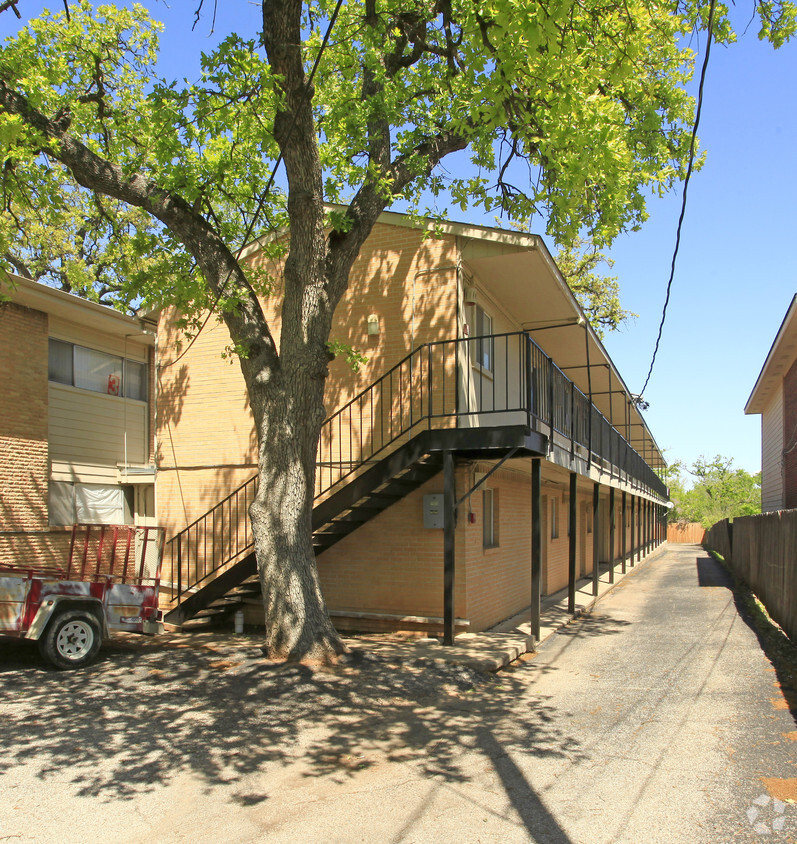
[1,544,795,843]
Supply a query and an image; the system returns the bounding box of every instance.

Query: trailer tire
[38,609,102,670]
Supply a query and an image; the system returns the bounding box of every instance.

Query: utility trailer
[0,524,164,669]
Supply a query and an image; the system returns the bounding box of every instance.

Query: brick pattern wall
[465,469,532,631]
[156,223,459,541]
[784,358,797,508]
[316,470,467,621]
[0,303,49,534]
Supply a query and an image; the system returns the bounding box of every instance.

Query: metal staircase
[161,331,668,628]
[163,442,445,627]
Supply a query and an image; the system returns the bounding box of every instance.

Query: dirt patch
[761,778,797,803]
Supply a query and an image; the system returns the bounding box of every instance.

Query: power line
[159,0,345,369]
[638,0,717,399]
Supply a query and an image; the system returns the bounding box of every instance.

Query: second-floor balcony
[316,330,668,502]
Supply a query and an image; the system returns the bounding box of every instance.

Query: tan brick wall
[464,468,532,631]
[156,223,460,540]
[0,303,49,534]
[152,221,655,632]
[0,530,73,570]
[316,470,467,622]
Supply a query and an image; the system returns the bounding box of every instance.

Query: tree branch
[0,74,279,384]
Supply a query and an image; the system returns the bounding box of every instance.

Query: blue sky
[3,0,794,476]
[600,21,797,476]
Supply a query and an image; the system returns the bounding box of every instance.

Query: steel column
[443,450,456,645]
[568,471,577,613]
[531,458,542,641]
[608,487,616,584]
[592,482,600,596]
[621,491,627,573]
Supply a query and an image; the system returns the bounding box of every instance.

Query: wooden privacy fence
[705,511,797,643]
[667,522,706,544]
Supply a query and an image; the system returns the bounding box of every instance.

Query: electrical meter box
[423,494,445,529]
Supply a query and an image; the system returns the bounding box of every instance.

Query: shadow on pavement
[0,632,577,841]
[696,555,735,588]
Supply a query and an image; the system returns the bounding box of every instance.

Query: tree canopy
[554,238,636,337]
[3,0,793,317]
[668,455,762,528]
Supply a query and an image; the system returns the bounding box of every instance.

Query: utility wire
[638,0,717,399]
[159,0,346,369]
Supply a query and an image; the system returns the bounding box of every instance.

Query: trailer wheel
[38,609,102,670]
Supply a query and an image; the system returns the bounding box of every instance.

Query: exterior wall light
[367,314,380,336]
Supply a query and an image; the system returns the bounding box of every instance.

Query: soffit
[462,243,664,469]
[746,294,797,415]
[3,272,154,346]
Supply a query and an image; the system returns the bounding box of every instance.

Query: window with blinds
[48,339,147,401]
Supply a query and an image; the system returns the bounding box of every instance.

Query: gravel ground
[0,631,502,806]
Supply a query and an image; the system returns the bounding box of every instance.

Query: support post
[568,471,577,614]
[443,450,456,646]
[643,499,649,557]
[621,491,627,574]
[592,482,600,596]
[531,458,542,641]
[608,487,616,584]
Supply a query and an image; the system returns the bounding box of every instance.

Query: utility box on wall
[423,494,445,529]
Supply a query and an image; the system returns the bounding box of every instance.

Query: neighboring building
[154,212,669,638]
[0,274,157,570]
[745,294,797,512]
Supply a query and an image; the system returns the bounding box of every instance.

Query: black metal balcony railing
[316,331,667,499]
[165,330,667,603]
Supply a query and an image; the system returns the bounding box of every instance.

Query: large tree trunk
[246,361,346,661]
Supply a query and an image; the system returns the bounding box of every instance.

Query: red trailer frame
[0,524,164,669]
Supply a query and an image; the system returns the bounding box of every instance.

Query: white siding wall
[761,387,784,512]
[49,383,148,469]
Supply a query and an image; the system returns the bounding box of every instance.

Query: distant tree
[554,238,637,338]
[668,455,761,528]
[2,186,160,310]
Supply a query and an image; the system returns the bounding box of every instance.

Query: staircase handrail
[165,330,667,603]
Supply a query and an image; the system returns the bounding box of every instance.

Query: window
[470,304,493,374]
[49,482,133,526]
[551,497,559,539]
[483,488,499,549]
[124,360,148,401]
[48,339,147,401]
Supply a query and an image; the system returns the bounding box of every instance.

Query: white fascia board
[3,272,154,346]
[745,293,797,415]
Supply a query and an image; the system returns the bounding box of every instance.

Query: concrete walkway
[347,542,667,671]
[2,543,796,843]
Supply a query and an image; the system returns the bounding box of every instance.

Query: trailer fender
[25,597,109,641]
